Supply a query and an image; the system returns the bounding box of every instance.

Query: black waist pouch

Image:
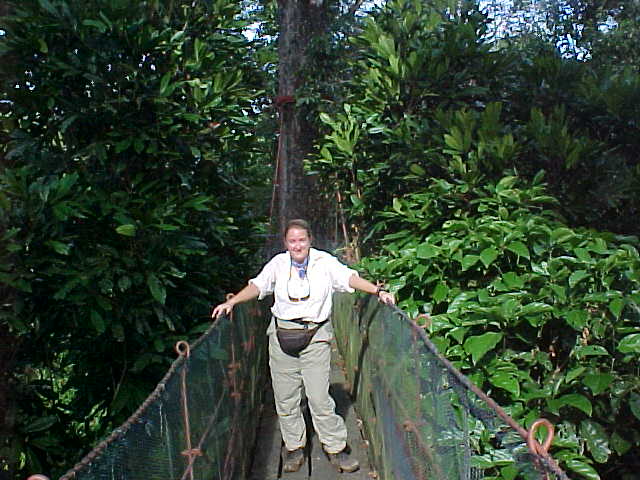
[275,319,327,357]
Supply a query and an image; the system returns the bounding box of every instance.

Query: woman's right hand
[211,302,233,319]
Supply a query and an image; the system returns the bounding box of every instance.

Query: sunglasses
[287,265,310,302]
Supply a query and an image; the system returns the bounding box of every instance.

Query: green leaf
[608,298,624,318]
[583,373,613,396]
[489,371,520,396]
[416,243,439,259]
[461,254,480,271]
[409,163,425,176]
[565,366,586,383]
[116,224,136,236]
[520,302,552,316]
[552,227,576,244]
[617,333,640,353]
[565,309,588,330]
[580,420,610,463]
[463,332,503,364]
[506,241,529,259]
[447,292,475,313]
[159,72,174,97]
[610,432,631,456]
[90,310,106,335]
[564,459,600,480]
[82,19,107,33]
[569,270,589,288]
[432,282,448,303]
[23,416,57,433]
[147,274,166,305]
[479,247,499,268]
[548,393,592,416]
[46,240,70,255]
[629,392,640,421]
[574,345,609,359]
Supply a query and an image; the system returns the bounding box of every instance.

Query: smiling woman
[211,218,395,473]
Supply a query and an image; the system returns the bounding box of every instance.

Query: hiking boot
[282,447,305,473]
[326,448,360,473]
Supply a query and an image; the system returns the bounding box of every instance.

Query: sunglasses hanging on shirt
[288,256,310,301]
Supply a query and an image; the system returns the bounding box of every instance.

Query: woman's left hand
[378,291,395,305]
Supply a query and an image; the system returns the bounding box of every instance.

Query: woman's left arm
[348,274,395,305]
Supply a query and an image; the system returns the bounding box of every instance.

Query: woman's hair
[284,219,312,239]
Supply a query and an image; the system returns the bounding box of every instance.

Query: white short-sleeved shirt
[249,247,357,326]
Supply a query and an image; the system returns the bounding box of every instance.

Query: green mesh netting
[332,293,569,480]
[60,300,270,480]
[60,294,569,480]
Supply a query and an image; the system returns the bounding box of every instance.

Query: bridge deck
[248,342,373,480]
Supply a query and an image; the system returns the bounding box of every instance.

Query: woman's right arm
[211,282,260,318]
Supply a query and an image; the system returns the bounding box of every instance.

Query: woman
[212,219,395,473]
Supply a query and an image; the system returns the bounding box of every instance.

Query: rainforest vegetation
[1,0,639,478]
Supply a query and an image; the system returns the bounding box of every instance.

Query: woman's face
[285,227,311,263]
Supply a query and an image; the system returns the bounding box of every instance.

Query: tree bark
[273,0,333,250]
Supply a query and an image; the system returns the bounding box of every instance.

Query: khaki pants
[268,332,347,454]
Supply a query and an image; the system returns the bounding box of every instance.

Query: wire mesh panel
[60,300,270,480]
[332,293,569,480]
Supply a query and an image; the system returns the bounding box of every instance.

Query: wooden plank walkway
[247,342,374,480]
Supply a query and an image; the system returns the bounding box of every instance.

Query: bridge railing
[56,293,569,480]
[59,300,270,480]
[332,293,569,480]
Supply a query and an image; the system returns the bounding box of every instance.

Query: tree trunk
[273,0,334,250]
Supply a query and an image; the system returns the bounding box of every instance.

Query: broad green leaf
[46,240,70,255]
[159,72,173,97]
[565,366,586,383]
[506,241,529,259]
[500,464,518,480]
[580,420,610,463]
[552,227,576,244]
[608,298,624,318]
[461,254,480,271]
[564,459,600,480]
[520,302,552,316]
[479,247,499,268]
[463,332,503,364]
[610,432,631,456]
[502,272,524,289]
[447,292,475,313]
[569,270,589,288]
[565,309,588,330]
[583,373,613,396]
[23,416,57,433]
[409,163,425,176]
[617,333,640,353]
[90,310,106,335]
[147,274,166,305]
[574,247,592,263]
[630,392,640,421]
[489,371,520,396]
[574,345,609,359]
[417,243,439,259]
[82,19,107,33]
[547,394,592,416]
[116,224,136,237]
[432,282,448,303]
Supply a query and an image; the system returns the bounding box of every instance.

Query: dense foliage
[2,0,639,478]
[309,0,640,478]
[0,0,269,476]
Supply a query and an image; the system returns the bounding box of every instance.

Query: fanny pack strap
[276,318,328,330]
